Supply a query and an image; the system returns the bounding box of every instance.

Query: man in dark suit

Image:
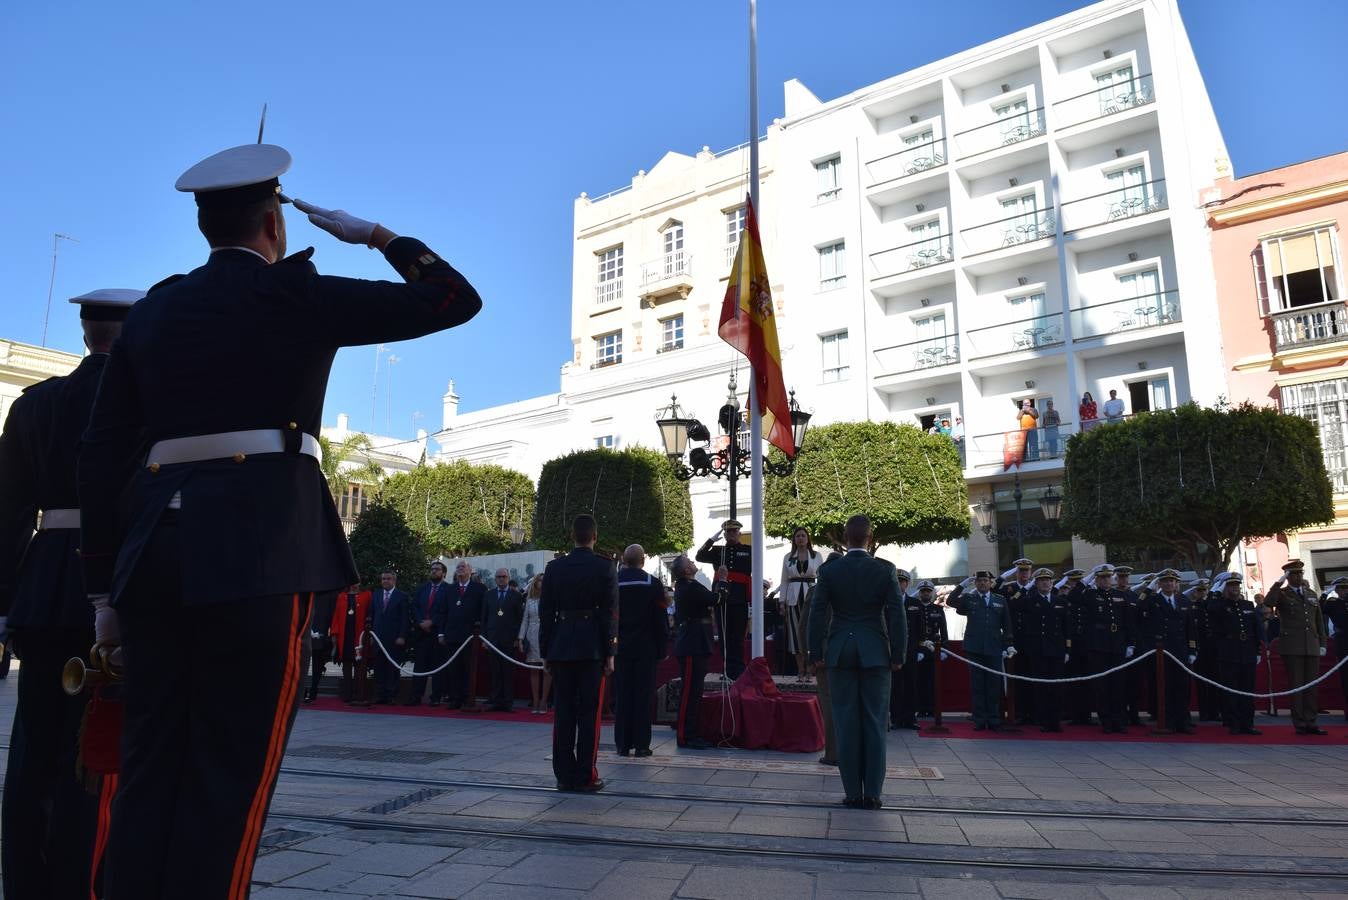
[483,567,525,711]
[0,289,140,899]
[370,570,412,704]
[950,569,1015,731]
[76,142,482,898]
[434,560,486,709]
[304,590,337,703]
[408,561,449,705]
[613,544,668,756]
[808,515,905,810]
[540,514,616,792]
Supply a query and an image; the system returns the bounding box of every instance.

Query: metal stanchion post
[1001,655,1022,733]
[1264,651,1277,717]
[928,638,949,734]
[1150,640,1172,735]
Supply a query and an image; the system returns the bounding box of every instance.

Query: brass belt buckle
[1110,624,1118,633]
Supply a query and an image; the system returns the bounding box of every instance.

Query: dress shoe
[987,724,1001,732]
[635,748,654,757]
[842,797,863,808]
[617,748,631,757]
[862,797,882,811]
[555,782,579,792]
[680,738,711,750]
[972,723,987,732]
[302,693,315,704]
[1178,726,1196,735]
[1304,726,1329,736]
[818,757,838,766]
[1242,728,1263,736]
[579,779,606,793]
[428,698,441,707]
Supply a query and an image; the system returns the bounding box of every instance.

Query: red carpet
[301,696,553,723]
[918,720,1348,744]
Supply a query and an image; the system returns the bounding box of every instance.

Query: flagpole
[747,0,765,663]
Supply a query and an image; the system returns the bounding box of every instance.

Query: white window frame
[820,330,850,383]
[991,92,1032,139]
[993,184,1045,234]
[814,154,842,203]
[817,240,847,291]
[596,245,623,305]
[897,121,944,172]
[1257,225,1344,315]
[661,221,685,257]
[659,314,684,352]
[1101,156,1153,209]
[594,434,617,450]
[594,330,623,367]
[1123,369,1176,414]
[725,206,747,267]
[1281,377,1348,493]
[1088,52,1141,112]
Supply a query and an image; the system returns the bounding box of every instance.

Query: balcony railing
[954,107,1046,159]
[965,312,1064,359]
[873,334,960,374]
[595,279,623,305]
[960,209,1056,256]
[869,234,954,279]
[1273,301,1348,352]
[1072,289,1181,340]
[724,243,741,269]
[968,421,1077,468]
[590,355,622,370]
[866,137,948,185]
[1054,73,1155,130]
[640,252,691,286]
[1061,179,1167,231]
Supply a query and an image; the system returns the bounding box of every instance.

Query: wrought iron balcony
[1053,73,1156,130]
[866,136,948,184]
[868,234,954,279]
[873,334,960,374]
[967,421,1077,468]
[640,252,692,286]
[1272,302,1348,352]
[961,209,1056,256]
[1060,179,1167,232]
[1071,289,1181,340]
[954,107,1046,159]
[965,312,1064,359]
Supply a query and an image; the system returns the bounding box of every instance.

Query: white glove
[291,198,377,246]
[1147,578,1161,592]
[1254,655,1261,666]
[1000,567,1017,580]
[1003,646,1017,659]
[1063,653,1070,663]
[1187,653,1197,666]
[1274,575,1287,587]
[1125,646,1134,659]
[1320,646,1328,657]
[921,640,935,652]
[92,594,120,657]
[1055,577,1069,590]
[915,652,925,663]
[959,576,974,589]
[940,650,949,662]
[310,630,321,640]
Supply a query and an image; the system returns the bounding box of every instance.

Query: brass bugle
[62,656,117,696]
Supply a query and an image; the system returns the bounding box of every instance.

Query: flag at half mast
[718,195,794,458]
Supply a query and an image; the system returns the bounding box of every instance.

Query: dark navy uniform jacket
[1077,585,1134,654]
[434,580,485,645]
[673,578,719,657]
[1207,595,1262,664]
[1012,587,1070,657]
[615,567,668,661]
[901,596,924,662]
[539,547,616,662]
[77,239,481,605]
[1141,589,1195,656]
[0,354,110,629]
[695,539,751,605]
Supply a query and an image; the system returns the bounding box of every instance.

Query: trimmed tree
[378,460,535,557]
[534,446,693,555]
[764,420,969,549]
[318,433,385,502]
[1062,402,1334,578]
[348,500,430,590]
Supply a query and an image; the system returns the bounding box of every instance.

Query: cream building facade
[0,339,81,428]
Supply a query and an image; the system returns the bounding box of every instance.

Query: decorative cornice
[1208,181,1348,227]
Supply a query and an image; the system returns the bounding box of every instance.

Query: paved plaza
[5,672,1346,899]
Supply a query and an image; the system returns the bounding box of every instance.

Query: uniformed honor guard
[1062,566,1095,725]
[1264,559,1329,735]
[1113,566,1145,725]
[76,143,482,898]
[1017,568,1070,732]
[0,289,141,899]
[434,561,486,709]
[1209,573,1262,735]
[1322,577,1348,721]
[950,570,1015,731]
[696,519,752,679]
[613,545,669,756]
[999,558,1034,725]
[303,590,337,704]
[483,568,525,712]
[540,515,617,792]
[912,579,948,720]
[672,554,721,749]
[1142,569,1197,733]
[408,561,449,705]
[1187,578,1220,722]
[891,570,921,730]
[1077,565,1135,733]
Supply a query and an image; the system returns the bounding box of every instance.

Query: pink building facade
[1203,151,1348,593]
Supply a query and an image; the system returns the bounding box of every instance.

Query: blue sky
[2,0,1344,440]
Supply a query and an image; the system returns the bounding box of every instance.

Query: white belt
[38,508,80,530]
[146,429,322,468]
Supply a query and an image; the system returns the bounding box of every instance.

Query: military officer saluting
[950,570,1015,731]
[0,289,141,899]
[1322,576,1348,722]
[1264,559,1328,736]
[1016,568,1071,732]
[77,143,482,897]
[1075,565,1135,733]
[672,554,721,749]
[1113,566,1145,726]
[1208,572,1262,735]
[1000,558,1036,725]
[911,579,948,720]
[696,519,753,679]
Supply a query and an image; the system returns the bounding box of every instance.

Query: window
[594,435,617,449]
[1000,192,1039,234]
[1117,267,1161,299]
[914,312,947,342]
[1095,65,1137,114]
[1104,164,1150,216]
[1282,378,1348,492]
[815,156,841,202]
[662,221,684,260]
[1126,376,1172,414]
[1260,227,1342,311]
[994,97,1031,140]
[820,330,850,383]
[596,246,623,304]
[338,482,370,520]
[725,206,747,266]
[594,330,622,367]
[659,314,684,352]
[818,241,846,290]
[900,127,941,173]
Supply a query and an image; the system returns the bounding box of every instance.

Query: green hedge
[348,501,431,590]
[379,460,535,556]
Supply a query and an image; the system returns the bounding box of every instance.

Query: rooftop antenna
[257,102,268,143]
[42,233,79,347]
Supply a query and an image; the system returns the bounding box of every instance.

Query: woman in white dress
[515,576,551,713]
[779,527,822,679]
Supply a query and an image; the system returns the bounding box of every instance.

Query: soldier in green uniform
[1264,559,1328,735]
[950,570,1015,731]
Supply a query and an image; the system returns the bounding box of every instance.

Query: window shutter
[1251,244,1270,316]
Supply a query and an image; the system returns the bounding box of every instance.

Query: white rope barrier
[365,631,475,677]
[1161,650,1348,700]
[477,634,546,671]
[941,647,1156,683]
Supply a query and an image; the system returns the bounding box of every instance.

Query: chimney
[442,379,460,430]
[336,412,349,434]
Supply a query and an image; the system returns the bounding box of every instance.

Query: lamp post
[973,483,1063,561]
[654,377,811,520]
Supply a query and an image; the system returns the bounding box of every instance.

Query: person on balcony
[1102,389,1126,423]
[1078,392,1099,431]
[1017,399,1039,461]
[1041,401,1061,458]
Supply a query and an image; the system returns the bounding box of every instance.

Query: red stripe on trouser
[228,593,306,900]
[90,773,118,900]
[589,674,607,785]
[677,657,693,744]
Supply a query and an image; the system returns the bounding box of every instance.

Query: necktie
[384,590,390,610]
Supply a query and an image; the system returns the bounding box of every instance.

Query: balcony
[967,421,1077,468]
[965,312,1064,360]
[1061,179,1167,232]
[1272,302,1348,352]
[961,209,1056,256]
[866,137,948,186]
[1072,289,1181,340]
[873,334,960,375]
[954,107,1046,159]
[1054,74,1155,131]
[595,279,623,306]
[869,234,954,280]
[639,252,693,304]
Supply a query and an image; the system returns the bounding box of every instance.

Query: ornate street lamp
[976,483,1064,560]
[1038,485,1063,522]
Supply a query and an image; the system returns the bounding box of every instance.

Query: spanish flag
[719,195,795,458]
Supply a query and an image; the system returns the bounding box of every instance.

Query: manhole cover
[362,787,450,815]
[289,744,456,764]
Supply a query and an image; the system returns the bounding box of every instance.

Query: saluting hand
[291,198,384,248]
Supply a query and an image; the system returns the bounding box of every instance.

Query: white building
[434,0,1229,580]
[0,339,80,428]
[322,412,429,531]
